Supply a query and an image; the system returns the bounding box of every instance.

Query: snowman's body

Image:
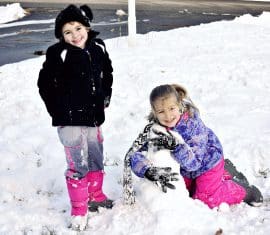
[134,148,189,212]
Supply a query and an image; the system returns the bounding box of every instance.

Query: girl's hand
[144,167,179,193]
[104,96,110,108]
[149,124,185,151]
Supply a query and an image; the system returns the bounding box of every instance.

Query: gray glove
[149,124,185,151]
[150,129,178,150]
[144,167,179,193]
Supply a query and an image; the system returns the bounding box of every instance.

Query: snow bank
[0,3,26,24]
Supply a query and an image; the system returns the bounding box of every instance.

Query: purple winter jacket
[130,110,223,179]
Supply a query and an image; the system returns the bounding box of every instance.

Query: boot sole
[88,200,114,212]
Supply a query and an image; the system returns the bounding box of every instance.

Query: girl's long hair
[148,84,199,122]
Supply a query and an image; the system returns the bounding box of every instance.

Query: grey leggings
[57,126,104,179]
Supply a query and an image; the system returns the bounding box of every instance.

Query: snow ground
[0,3,270,235]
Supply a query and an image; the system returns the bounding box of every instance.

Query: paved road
[0,0,270,65]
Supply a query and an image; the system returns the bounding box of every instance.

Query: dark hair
[148,84,198,121]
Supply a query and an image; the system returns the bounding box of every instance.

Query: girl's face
[153,94,182,128]
[62,21,89,49]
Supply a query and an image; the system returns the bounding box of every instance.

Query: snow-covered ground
[0,3,270,235]
[0,3,26,24]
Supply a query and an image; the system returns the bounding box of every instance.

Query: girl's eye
[76,27,82,31]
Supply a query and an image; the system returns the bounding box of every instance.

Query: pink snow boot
[87,171,113,212]
[66,177,89,216]
[66,177,89,230]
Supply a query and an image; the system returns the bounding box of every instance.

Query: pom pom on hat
[80,5,93,21]
[55,4,93,39]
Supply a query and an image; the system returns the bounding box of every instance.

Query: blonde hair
[148,84,198,121]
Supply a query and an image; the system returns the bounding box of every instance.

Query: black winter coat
[38,32,113,127]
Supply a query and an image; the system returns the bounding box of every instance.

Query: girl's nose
[164,111,170,120]
[72,32,78,39]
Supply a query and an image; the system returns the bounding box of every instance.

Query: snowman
[134,124,190,212]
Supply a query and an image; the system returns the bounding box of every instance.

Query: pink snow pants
[184,159,246,208]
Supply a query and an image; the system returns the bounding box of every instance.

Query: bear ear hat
[80,5,93,22]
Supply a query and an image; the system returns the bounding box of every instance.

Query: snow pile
[0,3,26,24]
[0,4,270,235]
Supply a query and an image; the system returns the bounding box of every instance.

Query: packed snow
[0,3,27,24]
[0,3,270,235]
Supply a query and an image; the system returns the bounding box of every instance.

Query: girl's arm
[172,113,209,171]
[37,45,62,117]
[94,39,113,104]
[125,122,155,178]
[130,151,152,178]
[102,48,113,100]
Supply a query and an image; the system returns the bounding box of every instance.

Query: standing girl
[38,5,113,231]
[124,84,263,209]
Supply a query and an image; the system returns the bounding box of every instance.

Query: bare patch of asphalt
[0,0,270,65]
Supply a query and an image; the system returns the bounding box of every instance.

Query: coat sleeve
[95,38,113,103]
[171,113,209,172]
[130,150,152,178]
[37,46,61,117]
[102,47,113,99]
